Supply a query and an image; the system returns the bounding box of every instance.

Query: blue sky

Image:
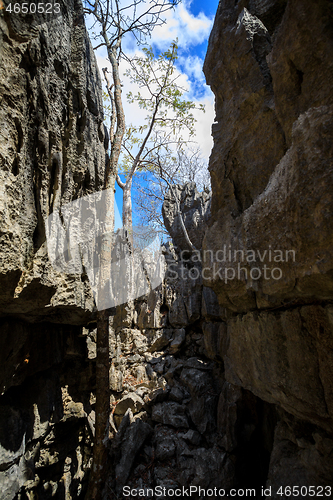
[173,0,218,60]
[189,0,219,18]
[89,0,219,228]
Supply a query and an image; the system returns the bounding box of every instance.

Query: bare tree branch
[116,174,125,189]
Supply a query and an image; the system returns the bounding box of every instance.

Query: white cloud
[151,0,213,51]
[92,0,215,164]
[178,54,206,85]
[97,51,214,164]
[192,95,214,160]
[86,0,213,54]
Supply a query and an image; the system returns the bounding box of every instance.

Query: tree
[133,144,210,235]
[84,0,182,204]
[82,1,181,499]
[102,42,201,233]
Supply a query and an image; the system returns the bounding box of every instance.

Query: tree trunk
[85,185,115,500]
[85,309,110,500]
[122,180,133,231]
[85,35,125,499]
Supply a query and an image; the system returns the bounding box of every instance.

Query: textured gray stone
[201,286,225,321]
[0,0,108,324]
[162,183,211,252]
[200,0,333,489]
[180,368,217,434]
[202,321,226,360]
[114,393,145,416]
[151,402,189,429]
[169,328,186,354]
[225,305,333,432]
[2,0,333,496]
[115,419,153,494]
[266,418,333,498]
[203,0,333,312]
[0,2,107,497]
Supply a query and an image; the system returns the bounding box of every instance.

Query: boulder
[152,402,189,429]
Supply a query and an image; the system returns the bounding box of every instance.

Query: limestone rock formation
[203,0,333,312]
[0,320,95,500]
[0,0,107,324]
[162,182,211,251]
[203,0,333,493]
[0,1,108,498]
[1,0,333,497]
[95,278,229,497]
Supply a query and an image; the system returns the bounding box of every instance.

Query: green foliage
[104,41,204,177]
[125,42,197,131]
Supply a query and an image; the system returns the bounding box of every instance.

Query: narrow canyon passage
[0,0,333,498]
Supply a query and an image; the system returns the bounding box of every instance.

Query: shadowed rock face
[0,319,95,500]
[0,0,108,324]
[202,0,333,494]
[0,2,108,498]
[203,0,333,310]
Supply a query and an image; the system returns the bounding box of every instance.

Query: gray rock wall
[0,320,95,499]
[0,0,107,324]
[160,175,333,495]
[86,253,274,498]
[0,1,108,498]
[202,0,333,494]
[162,182,211,251]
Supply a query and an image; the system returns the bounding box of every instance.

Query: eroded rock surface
[0,1,107,498]
[0,0,107,324]
[202,0,333,493]
[162,182,211,251]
